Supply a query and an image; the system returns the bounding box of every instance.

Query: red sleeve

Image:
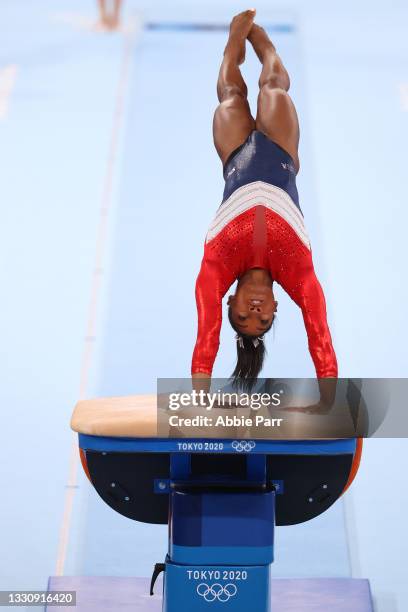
[278,255,338,378]
[191,255,234,376]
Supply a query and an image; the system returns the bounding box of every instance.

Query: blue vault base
[47,576,373,611]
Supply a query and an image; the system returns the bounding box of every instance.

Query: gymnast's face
[227,285,277,337]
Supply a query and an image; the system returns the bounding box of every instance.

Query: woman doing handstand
[192,10,337,391]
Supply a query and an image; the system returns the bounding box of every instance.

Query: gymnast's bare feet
[225,9,256,65]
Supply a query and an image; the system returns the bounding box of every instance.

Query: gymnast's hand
[277,379,337,415]
[191,372,211,394]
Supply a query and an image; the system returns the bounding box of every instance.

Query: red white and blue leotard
[191,130,337,378]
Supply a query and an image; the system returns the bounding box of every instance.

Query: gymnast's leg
[97,0,108,26]
[97,0,122,30]
[213,10,256,165]
[248,24,301,172]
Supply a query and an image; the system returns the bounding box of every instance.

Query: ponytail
[228,307,273,391]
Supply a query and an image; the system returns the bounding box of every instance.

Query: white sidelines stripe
[206,181,310,249]
[54,18,141,578]
[398,82,408,111]
[0,64,18,120]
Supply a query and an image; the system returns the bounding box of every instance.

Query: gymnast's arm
[191,256,232,392]
[279,256,338,406]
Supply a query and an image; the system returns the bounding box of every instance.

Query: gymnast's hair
[228,307,274,392]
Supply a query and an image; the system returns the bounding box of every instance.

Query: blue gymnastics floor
[0,1,408,611]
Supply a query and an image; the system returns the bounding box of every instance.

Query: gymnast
[192,10,337,394]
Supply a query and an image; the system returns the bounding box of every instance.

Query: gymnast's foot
[105,14,121,30]
[225,9,256,65]
[247,23,275,62]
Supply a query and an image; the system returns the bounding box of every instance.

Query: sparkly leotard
[191,130,337,378]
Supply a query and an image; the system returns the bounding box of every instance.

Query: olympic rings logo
[196,583,238,602]
[232,440,256,453]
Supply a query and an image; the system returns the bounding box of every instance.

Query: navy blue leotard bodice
[222,130,300,211]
